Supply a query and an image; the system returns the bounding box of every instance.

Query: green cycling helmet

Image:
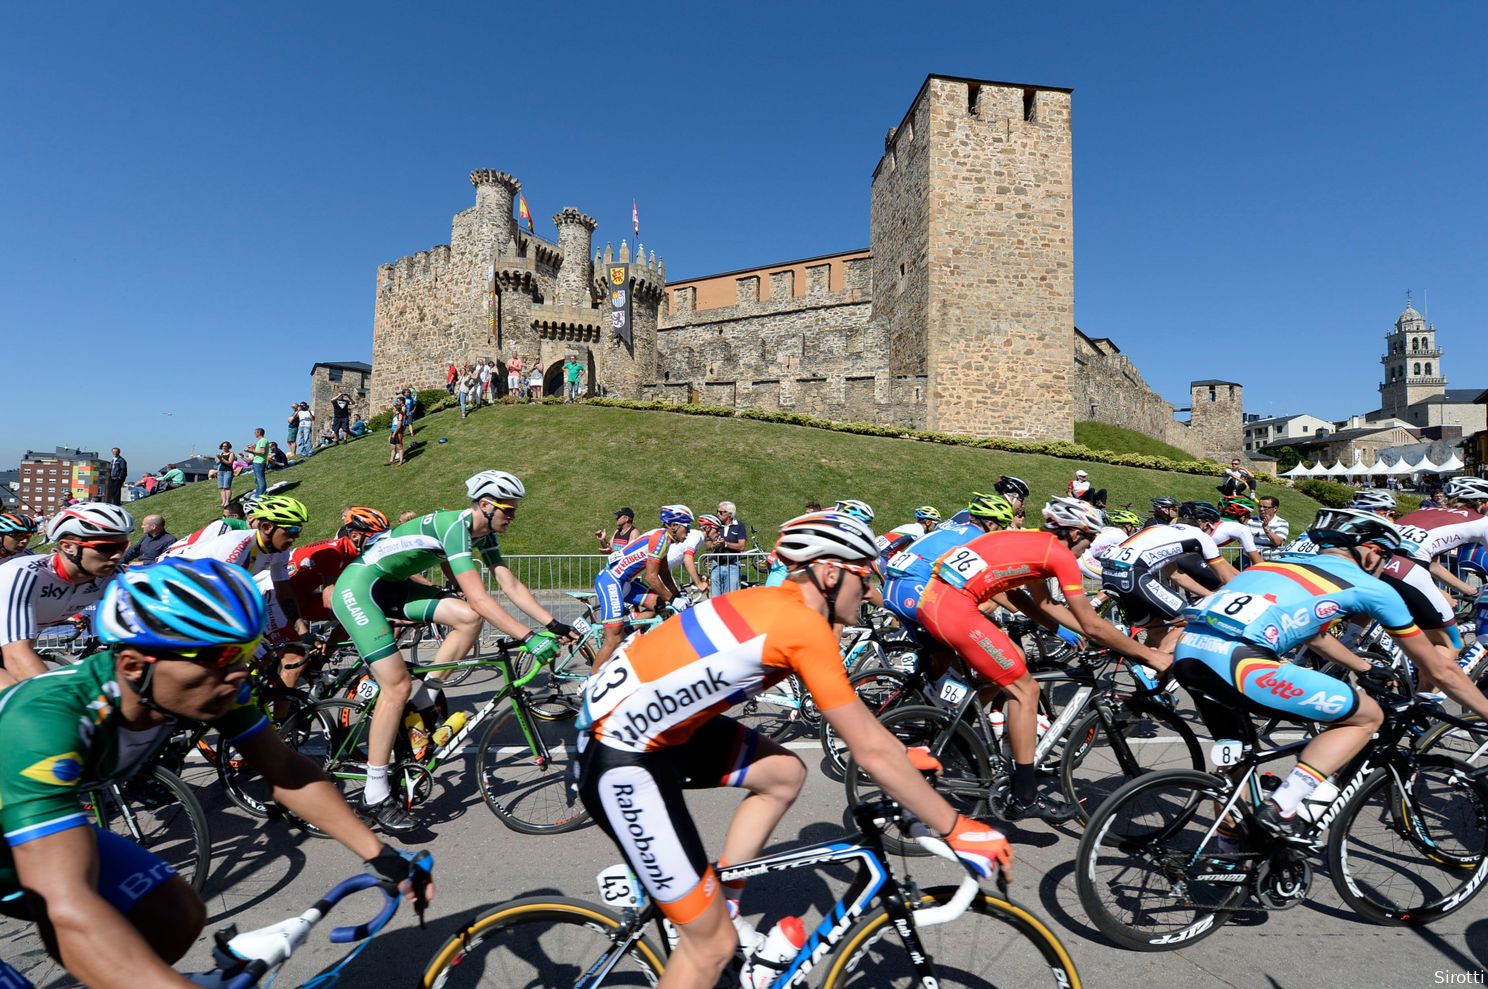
[1106,509,1143,528]
[913,505,942,523]
[966,492,1016,527]
[250,495,310,527]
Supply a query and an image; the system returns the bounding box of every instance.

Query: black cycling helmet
[1151,495,1179,511]
[1177,500,1221,523]
[994,475,1030,501]
[1307,508,1405,554]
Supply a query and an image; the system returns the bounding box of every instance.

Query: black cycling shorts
[1103,565,1188,628]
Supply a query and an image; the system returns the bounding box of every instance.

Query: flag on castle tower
[518,195,533,233]
[632,198,639,239]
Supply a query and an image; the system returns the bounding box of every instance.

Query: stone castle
[371,73,1244,460]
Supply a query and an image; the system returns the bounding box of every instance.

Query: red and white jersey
[1397,507,1488,564]
[1209,519,1258,554]
[579,584,855,753]
[664,529,706,569]
[0,553,107,646]
[164,519,241,555]
[165,529,289,583]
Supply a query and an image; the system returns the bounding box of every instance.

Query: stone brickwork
[368,74,1245,455]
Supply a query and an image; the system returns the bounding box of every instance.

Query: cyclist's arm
[273,578,306,635]
[641,556,677,603]
[1428,559,1476,598]
[233,728,387,862]
[1063,592,1171,672]
[451,567,538,639]
[823,700,966,837]
[1304,628,1372,674]
[1244,549,1264,566]
[1397,627,1488,719]
[0,640,49,679]
[12,828,197,988]
[1209,556,1240,584]
[682,552,706,590]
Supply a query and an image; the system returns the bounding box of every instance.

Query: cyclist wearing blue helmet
[0,558,432,989]
[590,504,695,668]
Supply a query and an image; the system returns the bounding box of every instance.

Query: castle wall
[870,92,932,377]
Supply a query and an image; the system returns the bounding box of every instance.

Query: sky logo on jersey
[1313,599,1342,620]
[20,752,84,786]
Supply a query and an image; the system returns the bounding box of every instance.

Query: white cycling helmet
[774,511,878,565]
[465,470,526,503]
[832,499,875,524]
[1041,496,1106,534]
[45,502,135,543]
[1445,476,1488,503]
[1349,490,1397,513]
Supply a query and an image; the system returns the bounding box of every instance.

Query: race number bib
[1103,545,1138,570]
[576,653,638,730]
[596,863,644,908]
[1396,524,1429,557]
[1197,590,1272,637]
[937,547,988,589]
[886,549,920,578]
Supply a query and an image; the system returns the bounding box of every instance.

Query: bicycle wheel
[93,765,211,894]
[219,695,338,835]
[844,704,993,856]
[732,680,803,741]
[820,668,923,779]
[1076,769,1246,950]
[821,886,1081,988]
[1327,754,1488,924]
[475,701,589,834]
[1415,714,1488,770]
[420,896,664,988]
[1060,700,1206,824]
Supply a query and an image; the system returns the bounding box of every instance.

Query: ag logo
[608,265,626,286]
[1313,599,1341,620]
[1278,607,1312,632]
[1262,624,1280,645]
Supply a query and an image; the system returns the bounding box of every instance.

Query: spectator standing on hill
[711,500,749,596]
[595,507,638,556]
[331,391,353,444]
[1249,495,1290,557]
[400,388,416,439]
[106,448,127,505]
[213,441,236,507]
[387,400,406,466]
[249,428,269,496]
[286,402,301,457]
[457,366,472,417]
[564,355,583,402]
[507,351,524,399]
[296,402,316,456]
[446,360,459,395]
[121,514,174,565]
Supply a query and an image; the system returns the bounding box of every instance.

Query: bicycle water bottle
[431,711,468,748]
[404,712,430,759]
[744,916,805,988]
[1458,639,1486,678]
[990,709,1051,743]
[1294,778,1341,825]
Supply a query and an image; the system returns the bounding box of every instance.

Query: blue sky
[2,2,1484,472]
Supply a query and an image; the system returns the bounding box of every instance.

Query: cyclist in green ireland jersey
[331,470,576,832]
[0,558,431,989]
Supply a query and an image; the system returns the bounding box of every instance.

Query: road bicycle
[0,856,431,989]
[292,636,588,834]
[843,647,1203,850]
[81,762,211,893]
[418,800,1081,988]
[1076,671,1488,950]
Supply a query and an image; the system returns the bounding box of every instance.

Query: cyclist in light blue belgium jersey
[1173,508,1488,840]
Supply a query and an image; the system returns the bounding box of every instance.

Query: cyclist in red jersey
[915,497,1170,822]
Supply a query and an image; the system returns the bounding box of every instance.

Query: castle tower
[553,207,598,307]
[1188,380,1245,460]
[592,241,663,398]
[869,74,1075,440]
[1379,294,1445,416]
[461,169,520,258]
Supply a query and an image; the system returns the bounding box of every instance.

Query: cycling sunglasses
[76,538,130,553]
[823,560,874,579]
[275,525,303,537]
[153,638,262,669]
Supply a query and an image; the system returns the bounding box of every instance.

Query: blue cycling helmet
[0,512,38,535]
[659,504,694,526]
[95,558,266,652]
[833,499,875,524]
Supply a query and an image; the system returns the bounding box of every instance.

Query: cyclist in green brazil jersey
[331,470,576,832]
[0,558,432,989]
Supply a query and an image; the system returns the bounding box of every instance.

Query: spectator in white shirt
[1249,495,1291,557]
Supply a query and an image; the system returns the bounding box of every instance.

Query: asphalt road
[4,665,1487,988]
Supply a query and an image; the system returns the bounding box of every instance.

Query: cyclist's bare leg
[30,875,206,968]
[592,623,624,669]
[1001,670,1042,765]
[660,894,735,989]
[1414,627,1460,693]
[421,597,481,683]
[367,653,413,771]
[1292,693,1383,775]
[717,740,806,872]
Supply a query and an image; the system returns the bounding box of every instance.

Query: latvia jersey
[163,518,248,555]
[605,527,670,583]
[1103,523,1224,574]
[1396,507,1488,565]
[664,529,705,570]
[165,528,289,583]
[287,537,360,621]
[929,529,1086,602]
[0,553,107,647]
[1209,519,1258,554]
[579,583,855,752]
[1078,526,1127,580]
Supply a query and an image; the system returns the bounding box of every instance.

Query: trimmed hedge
[585,398,1277,482]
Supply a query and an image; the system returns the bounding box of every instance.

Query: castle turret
[463,169,520,258]
[593,241,665,398]
[553,207,597,307]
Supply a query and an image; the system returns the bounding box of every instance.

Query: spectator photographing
[286,402,301,457]
[249,427,269,496]
[330,390,353,444]
[711,501,748,596]
[212,441,235,508]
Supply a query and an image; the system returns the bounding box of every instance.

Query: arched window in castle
[1414,362,1421,375]
[1425,362,1432,376]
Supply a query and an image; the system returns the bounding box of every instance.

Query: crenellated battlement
[553,207,596,231]
[469,169,520,193]
[593,240,667,303]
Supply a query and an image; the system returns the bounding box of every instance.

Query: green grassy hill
[1073,421,1200,462]
[126,405,1325,553]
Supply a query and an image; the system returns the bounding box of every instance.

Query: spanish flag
[518,195,533,233]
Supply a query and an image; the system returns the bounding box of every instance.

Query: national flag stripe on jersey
[1250,561,1350,596]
